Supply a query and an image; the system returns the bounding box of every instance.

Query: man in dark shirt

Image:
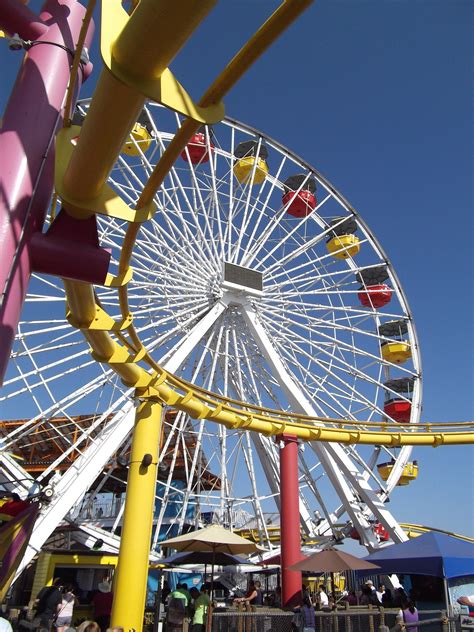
[35,578,63,628]
[92,580,113,632]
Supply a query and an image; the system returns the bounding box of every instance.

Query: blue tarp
[363,532,474,579]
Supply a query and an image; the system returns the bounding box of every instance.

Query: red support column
[278,433,302,608]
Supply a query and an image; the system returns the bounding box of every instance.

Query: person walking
[54,583,78,632]
[376,584,385,604]
[399,600,419,632]
[191,585,211,632]
[317,584,330,632]
[301,595,316,632]
[317,584,329,611]
[34,578,63,631]
[167,584,188,632]
[92,581,113,632]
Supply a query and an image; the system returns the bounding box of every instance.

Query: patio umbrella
[158,550,252,583]
[289,548,380,603]
[161,524,264,598]
[159,550,250,567]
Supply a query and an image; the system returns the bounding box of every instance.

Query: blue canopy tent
[362,532,474,608]
[362,532,474,579]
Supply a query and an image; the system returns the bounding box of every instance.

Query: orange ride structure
[0,0,473,629]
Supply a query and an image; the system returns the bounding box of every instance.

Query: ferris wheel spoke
[153,414,189,544]
[132,303,213,346]
[242,303,393,546]
[261,307,416,379]
[145,163,220,275]
[265,252,364,286]
[231,141,274,265]
[147,113,219,269]
[264,294,406,323]
[343,443,388,493]
[252,193,332,272]
[239,155,288,268]
[277,337,358,419]
[30,273,66,295]
[236,166,316,269]
[199,133,226,257]
[171,325,229,534]
[252,207,331,276]
[1,368,117,446]
[162,169,221,273]
[229,330,290,542]
[132,227,213,283]
[157,301,227,373]
[3,349,93,396]
[263,303,408,360]
[260,316,399,419]
[298,455,339,539]
[14,321,78,339]
[10,332,83,363]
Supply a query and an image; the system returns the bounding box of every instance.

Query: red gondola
[358,284,392,308]
[283,189,317,218]
[181,132,214,164]
[282,174,317,218]
[350,522,389,542]
[384,399,411,423]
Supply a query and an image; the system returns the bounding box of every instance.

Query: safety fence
[208,607,464,632]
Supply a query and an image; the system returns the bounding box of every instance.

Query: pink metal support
[30,212,111,285]
[0,0,48,40]
[0,0,94,384]
[279,433,302,608]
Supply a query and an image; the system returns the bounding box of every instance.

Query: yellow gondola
[233,156,268,185]
[122,122,152,156]
[381,341,412,364]
[326,234,360,259]
[378,461,418,486]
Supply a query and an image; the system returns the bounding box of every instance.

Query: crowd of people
[0,577,115,632]
[0,574,452,632]
[291,581,420,632]
[165,583,210,632]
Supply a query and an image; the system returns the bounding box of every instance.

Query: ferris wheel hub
[221,261,263,299]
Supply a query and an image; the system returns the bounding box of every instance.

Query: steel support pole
[0,0,94,384]
[111,399,162,631]
[279,434,302,608]
[0,0,47,40]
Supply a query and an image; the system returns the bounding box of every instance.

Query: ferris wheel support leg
[111,399,162,632]
[278,434,302,608]
[0,0,94,385]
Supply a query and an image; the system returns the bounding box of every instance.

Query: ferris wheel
[0,100,421,562]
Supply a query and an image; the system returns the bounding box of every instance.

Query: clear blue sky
[1,0,472,537]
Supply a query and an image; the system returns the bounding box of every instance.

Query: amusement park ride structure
[0,0,473,629]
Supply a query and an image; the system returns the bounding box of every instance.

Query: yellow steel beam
[137,0,313,208]
[61,0,217,207]
[111,399,162,630]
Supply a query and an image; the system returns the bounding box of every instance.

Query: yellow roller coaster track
[57,0,473,448]
[399,524,474,543]
[235,524,474,545]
